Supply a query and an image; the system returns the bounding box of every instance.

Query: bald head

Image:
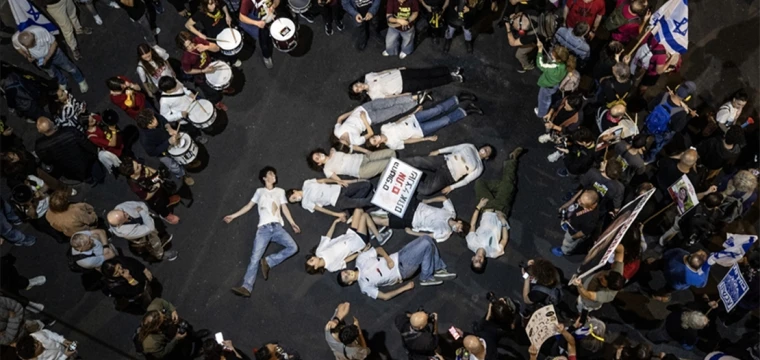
[579,189,600,209]
[409,312,429,330]
[36,116,56,136]
[463,335,484,353]
[610,104,626,118]
[107,210,126,226]
[680,149,698,167]
[18,31,35,48]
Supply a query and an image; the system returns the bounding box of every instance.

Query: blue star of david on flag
[9,0,59,33]
[649,0,689,54]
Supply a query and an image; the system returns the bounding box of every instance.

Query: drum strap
[160,93,187,98]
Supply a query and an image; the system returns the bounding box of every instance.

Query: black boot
[465,40,473,53]
[443,39,452,53]
[458,91,477,102]
[464,103,483,116]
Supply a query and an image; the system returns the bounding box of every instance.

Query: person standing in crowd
[239,0,278,68]
[349,66,463,102]
[319,0,346,36]
[384,0,419,59]
[136,44,176,101]
[12,26,88,93]
[324,302,370,359]
[42,0,92,60]
[185,0,243,67]
[138,298,203,359]
[14,329,79,360]
[0,198,37,247]
[634,37,682,95]
[504,10,539,73]
[534,43,574,118]
[466,147,523,273]
[564,0,604,38]
[697,125,744,181]
[135,109,196,186]
[521,258,561,318]
[224,166,301,298]
[650,249,715,302]
[403,143,493,196]
[69,229,117,271]
[101,257,157,311]
[643,80,696,162]
[554,22,590,62]
[538,94,583,142]
[45,189,97,238]
[35,117,102,183]
[48,87,86,133]
[158,76,210,144]
[119,158,182,225]
[443,0,498,53]
[118,0,160,47]
[107,76,150,120]
[107,201,179,262]
[572,244,626,316]
[714,89,748,133]
[552,189,600,256]
[177,31,230,111]
[287,178,373,219]
[394,309,439,359]
[606,0,650,45]
[85,111,125,172]
[596,62,632,109]
[338,235,457,298]
[342,0,381,51]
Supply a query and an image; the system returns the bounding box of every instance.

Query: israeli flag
[9,0,60,34]
[649,0,688,54]
[712,233,757,267]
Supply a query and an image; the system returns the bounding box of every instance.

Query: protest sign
[525,305,560,348]
[718,264,749,312]
[371,158,422,218]
[667,175,698,215]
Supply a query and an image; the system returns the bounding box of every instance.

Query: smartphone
[522,272,530,280]
[214,332,224,345]
[448,326,460,340]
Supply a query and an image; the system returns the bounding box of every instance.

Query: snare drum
[204,61,233,91]
[270,18,298,52]
[187,99,217,129]
[288,0,310,13]
[217,28,243,56]
[168,133,199,165]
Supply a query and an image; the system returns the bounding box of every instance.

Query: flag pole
[625,24,656,59]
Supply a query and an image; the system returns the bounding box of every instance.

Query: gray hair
[70,233,93,251]
[725,170,758,194]
[681,310,708,329]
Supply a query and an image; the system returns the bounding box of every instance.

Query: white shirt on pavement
[439,143,484,191]
[301,179,341,213]
[365,69,403,100]
[466,212,508,258]
[380,115,423,150]
[356,248,402,299]
[411,199,456,242]
[334,108,368,146]
[251,187,287,227]
[324,151,363,178]
[316,229,367,272]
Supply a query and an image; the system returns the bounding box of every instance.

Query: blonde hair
[553,46,577,73]
[725,170,758,194]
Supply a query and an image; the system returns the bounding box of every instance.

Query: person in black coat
[34,116,103,183]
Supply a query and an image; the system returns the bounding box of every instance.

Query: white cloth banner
[649,0,688,54]
[9,0,59,33]
[371,158,422,218]
[712,233,757,267]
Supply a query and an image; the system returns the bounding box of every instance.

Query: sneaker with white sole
[263,57,273,69]
[153,27,161,35]
[547,151,563,162]
[233,59,242,67]
[94,15,103,25]
[163,249,179,261]
[26,276,46,290]
[433,269,456,280]
[26,302,44,314]
[419,279,443,286]
[399,52,408,59]
[370,210,388,218]
[378,229,393,246]
[382,50,390,57]
[538,133,552,143]
[78,80,89,93]
[533,107,539,117]
[108,1,120,7]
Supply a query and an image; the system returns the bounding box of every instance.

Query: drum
[187,99,217,129]
[204,61,233,91]
[270,18,298,52]
[288,0,310,14]
[168,133,199,165]
[216,28,243,56]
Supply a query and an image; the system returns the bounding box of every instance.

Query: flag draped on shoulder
[8,0,60,34]
[649,0,688,54]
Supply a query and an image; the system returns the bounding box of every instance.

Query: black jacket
[35,128,97,181]
[395,313,438,360]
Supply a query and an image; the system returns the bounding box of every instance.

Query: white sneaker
[26,276,46,290]
[533,107,539,117]
[378,229,393,246]
[78,80,89,93]
[547,151,563,162]
[263,57,273,69]
[108,1,120,8]
[153,27,161,35]
[26,302,44,314]
[382,50,390,57]
[94,15,103,25]
[233,59,242,68]
[370,210,388,218]
[538,133,552,143]
[399,52,408,59]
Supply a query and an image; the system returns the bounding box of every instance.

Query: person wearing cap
[11,26,88,93]
[643,80,696,163]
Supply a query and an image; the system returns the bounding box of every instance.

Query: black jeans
[334,181,373,210]
[400,67,453,93]
[197,81,223,104]
[402,155,455,196]
[147,187,173,217]
[321,2,346,27]
[352,5,378,48]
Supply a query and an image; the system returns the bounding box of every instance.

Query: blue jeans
[397,236,446,281]
[363,96,417,124]
[415,96,466,135]
[536,85,558,118]
[239,12,273,59]
[241,223,298,291]
[39,48,85,88]
[385,27,415,56]
[0,200,36,246]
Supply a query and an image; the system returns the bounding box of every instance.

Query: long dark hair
[307,148,327,172]
[348,78,370,103]
[137,44,167,79]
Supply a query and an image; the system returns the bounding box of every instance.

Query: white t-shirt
[356,248,402,299]
[316,229,367,272]
[716,101,739,128]
[334,108,368,146]
[411,200,456,242]
[136,46,175,87]
[324,151,363,178]
[12,26,54,60]
[466,212,508,258]
[301,179,341,213]
[251,187,287,227]
[380,115,424,150]
[365,70,403,100]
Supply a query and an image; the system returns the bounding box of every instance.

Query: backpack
[645,101,674,134]
[531,284,562,306]
[537,8,561,41]
[66,247,96,273]
[604,3,639,31]
[559,70,580,93]
[719,192,753,223]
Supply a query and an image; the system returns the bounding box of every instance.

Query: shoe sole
[419,281,443,286]
[433,274,456,280]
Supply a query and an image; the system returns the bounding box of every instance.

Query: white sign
[525,305,559,348]
[371,158,422,218]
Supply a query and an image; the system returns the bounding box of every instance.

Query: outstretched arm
[223,201,255,223]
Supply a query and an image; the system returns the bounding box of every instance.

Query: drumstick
[205,37,231,42]
[186,99,199,113]
[230,24,237,43]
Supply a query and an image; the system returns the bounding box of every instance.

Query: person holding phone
[201,337,248,359]
[14,330,79,360]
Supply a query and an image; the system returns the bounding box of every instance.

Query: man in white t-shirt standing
[337,235,456,300]
[11,26,88,93]
[286,178,374,219]
[224,166,301,298]
[403,143,494,196]
[466,147,523,274]
[370,196,468,243]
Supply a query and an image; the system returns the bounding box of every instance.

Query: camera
[177,320,190,335]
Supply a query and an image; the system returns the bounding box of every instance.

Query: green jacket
[142,298,180,359]
[536,52,567,88]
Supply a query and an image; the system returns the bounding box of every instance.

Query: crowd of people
[1,0,759,358]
